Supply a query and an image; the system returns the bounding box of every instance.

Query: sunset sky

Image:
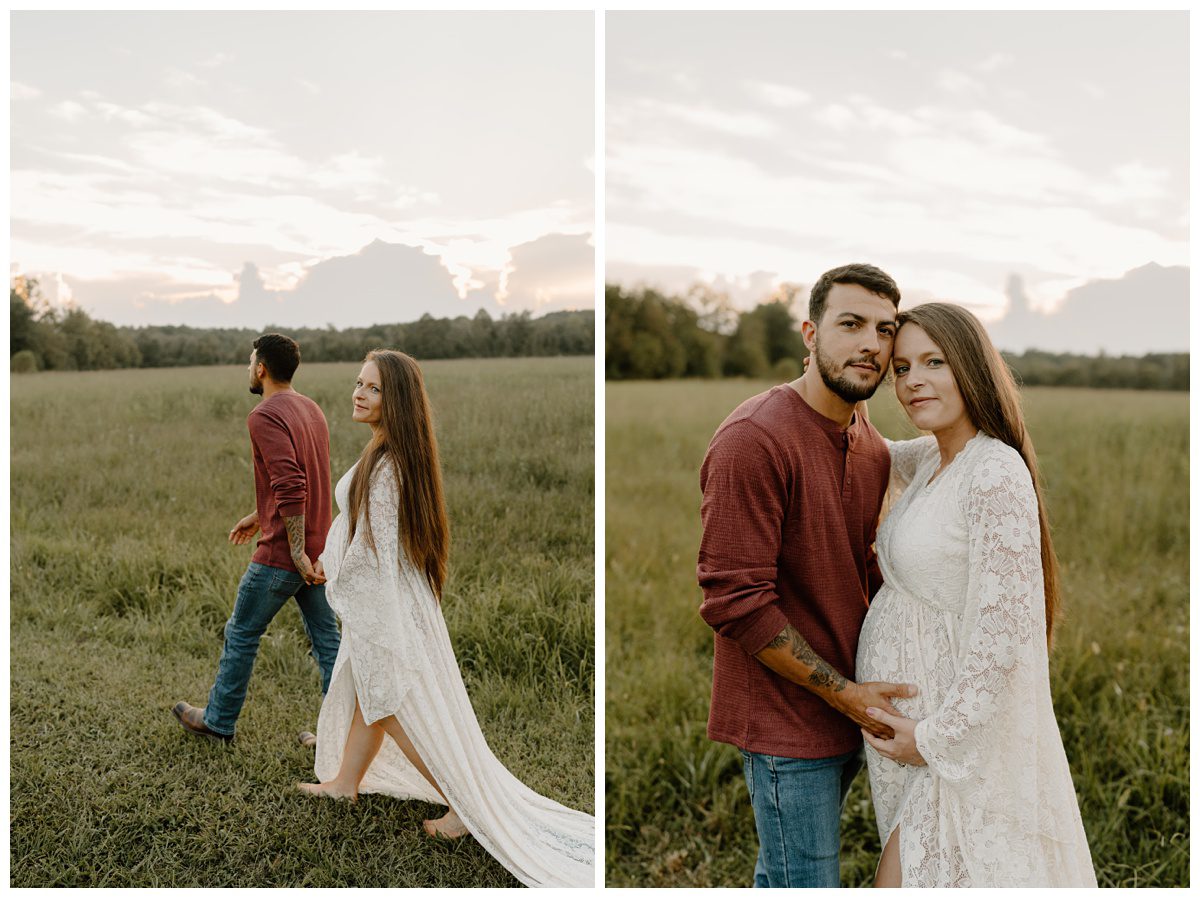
[11,11,594,327]
[607,11,1188,354]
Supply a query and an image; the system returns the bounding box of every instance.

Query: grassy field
[10,356,594,888]
[605,379,1189,887]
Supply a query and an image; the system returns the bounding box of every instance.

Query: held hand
[229,512,260,545]
[295,553,326,586]
[831,681,917,739]
[861,706,927,767]
[313,559,325,581]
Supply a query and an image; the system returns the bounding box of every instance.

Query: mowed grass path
[11,357,594,888]
[605,379,1188,887]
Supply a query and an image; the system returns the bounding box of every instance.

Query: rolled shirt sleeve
[248,409,308,516]
[698,420,791,655]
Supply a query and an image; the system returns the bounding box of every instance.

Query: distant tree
[724,312,770,378]
[11,287,38,356]
[11,350,37,373]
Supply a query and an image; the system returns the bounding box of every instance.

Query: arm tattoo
[283,514,306,563]
[764,624,849,694]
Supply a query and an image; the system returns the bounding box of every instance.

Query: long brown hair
[896,303,1061,648]
[347,350,450,599]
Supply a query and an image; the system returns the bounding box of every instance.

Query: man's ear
[800,319,817,353]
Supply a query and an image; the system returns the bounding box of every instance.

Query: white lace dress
[856,433,1097,887]
[314,461,595,888]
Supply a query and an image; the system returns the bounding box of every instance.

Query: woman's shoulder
[365,455,400,488]
[965,433,1033,493]
[884,433,938,464]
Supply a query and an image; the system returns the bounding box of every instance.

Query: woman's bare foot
[296,780,357,801]
[423,808,469,839]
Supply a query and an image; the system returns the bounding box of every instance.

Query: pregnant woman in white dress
[296,350,594,889]
[855,304,1096,887]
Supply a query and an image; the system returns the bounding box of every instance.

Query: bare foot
[423,808,469,839]
[296,780,357,801]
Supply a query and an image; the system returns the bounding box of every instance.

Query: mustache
[845,357,880,372]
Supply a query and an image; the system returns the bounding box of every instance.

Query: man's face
[805,283,897,404]
[248,349,264,396]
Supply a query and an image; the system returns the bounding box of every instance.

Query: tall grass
[10,357,594,888]
[605,380,1188,887]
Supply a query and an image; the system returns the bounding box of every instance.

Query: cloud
[937,69,985,96]
[745,80,811,108]
[607,128,1186,317]
[976,52,1014,73]
[164,67,206,89]
[11,81,41,100]
[813,103,855,131]
[497,232,593,311]
[49,100,86,121]
[990,263,1188,354]
[635,98,778,139]
[199,51,233,68]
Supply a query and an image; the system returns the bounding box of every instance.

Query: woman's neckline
[923,430,984,489]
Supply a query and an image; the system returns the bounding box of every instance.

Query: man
[697,264,915,887]
[173,333,340,743]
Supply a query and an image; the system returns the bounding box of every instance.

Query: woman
[297,350,594,889]
[854,304,1096,887]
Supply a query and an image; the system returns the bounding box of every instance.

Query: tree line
[10,276,593,372]
[605,283,1188,391]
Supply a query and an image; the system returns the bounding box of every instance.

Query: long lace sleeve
[912,444,1047,821]
[326,461,430,724]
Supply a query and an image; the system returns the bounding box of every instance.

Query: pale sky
[11,11,594,327]
[607,11,1189,354]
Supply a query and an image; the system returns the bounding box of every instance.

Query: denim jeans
[741,747,864,888]
[204,561,341,736]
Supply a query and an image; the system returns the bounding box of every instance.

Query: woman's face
[892,324,968,433]
[352,360,383,426]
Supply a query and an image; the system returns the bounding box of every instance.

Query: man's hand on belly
[831,681,917,740]
[756,624,917,739]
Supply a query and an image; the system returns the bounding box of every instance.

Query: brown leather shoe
[172,701,234,743]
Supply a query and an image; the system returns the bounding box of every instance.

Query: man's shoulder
[713,388,785,443]
[247,391,327,430]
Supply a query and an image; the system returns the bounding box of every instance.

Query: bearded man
[697,263,916,888]
[173,333,339,744]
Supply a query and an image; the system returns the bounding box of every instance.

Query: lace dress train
[856,434,1096,887]
[314,462,595,888]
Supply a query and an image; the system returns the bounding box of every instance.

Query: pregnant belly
[857,583,955,721]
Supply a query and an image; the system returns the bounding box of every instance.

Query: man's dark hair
[253,333,300,383]
[808,263,901,325]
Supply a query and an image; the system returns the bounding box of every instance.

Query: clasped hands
[862,705,927,767]
[228,512,326,586]
[837,681,927,767]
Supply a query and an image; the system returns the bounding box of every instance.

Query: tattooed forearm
[765,628,790,650]
[760,624,849,694]
[283,514,306,563]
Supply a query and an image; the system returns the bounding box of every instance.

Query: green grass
[605,379,1188,887]
[10,357,594,888]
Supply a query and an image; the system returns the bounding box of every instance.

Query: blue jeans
[741,747,864,888]
[204,561,341,736]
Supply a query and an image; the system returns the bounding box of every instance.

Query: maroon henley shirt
[698,384,890,758]
[247,391,332,573]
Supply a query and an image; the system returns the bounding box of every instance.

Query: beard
[249,379,263,396]
[813,342,884,403]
